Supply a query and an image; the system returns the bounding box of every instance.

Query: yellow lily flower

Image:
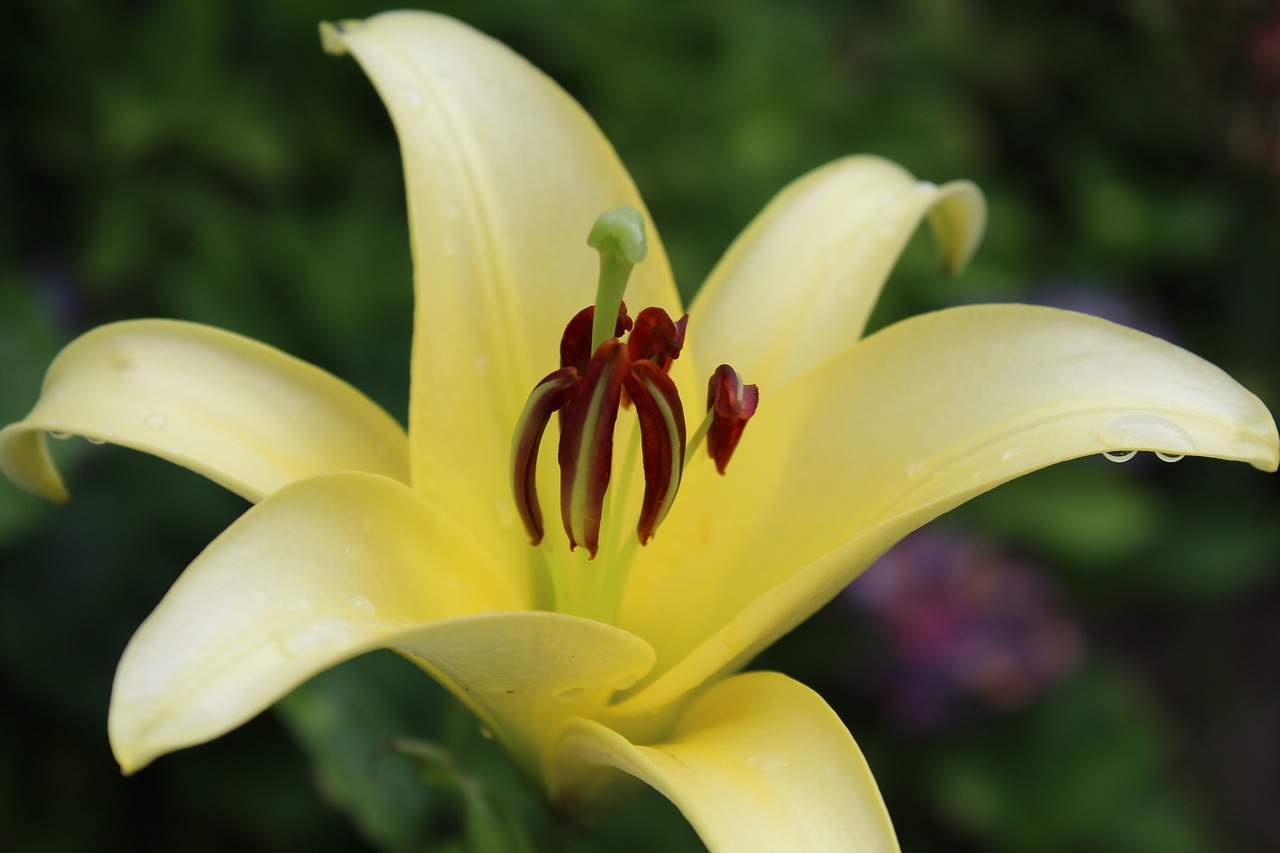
[2,11,1276,851]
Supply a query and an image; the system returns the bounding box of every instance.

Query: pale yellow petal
[395,612,654,786]
[687,155,984,389]
[110,472,522,773]
[323,12,683,600]
[1,320,408,503]
[552,672,898,853]
[618,305,1277,713]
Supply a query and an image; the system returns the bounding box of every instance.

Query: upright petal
[552,672,898,853]
[323,13,682,594]
[1,320,408,503]
[618,305,1278,714]
[110,472,521,772]
[687,156,984,390]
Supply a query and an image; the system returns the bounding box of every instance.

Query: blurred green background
[2,0,1278,850]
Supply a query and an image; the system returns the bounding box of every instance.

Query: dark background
[2,1,1278,850]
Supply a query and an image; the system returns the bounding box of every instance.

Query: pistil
[510,208,758,623]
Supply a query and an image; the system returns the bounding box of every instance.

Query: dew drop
[915,180,937,194]
[1001,447,1024,462]
[289,596,313,612]
[403,86,425,111]
[479,726,495,740]
[474,355,489,373]
[744,751,791,772]
[906,460,926,478]
[344,544,359,561]
[346,594,376,614]
[85,436,106,445]
[554,686,586,702]
[1155,452,1185,463]
[360,517,372,535]
[276,618,364,658]
[1098,411,1194,454]
[48,431,72,440]
[1103,450,1138,463]
[146,413,167,429]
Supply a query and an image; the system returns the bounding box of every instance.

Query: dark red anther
[560,303,633,373]
[558,339,630,557]
[510,367,580,545]
[624,360,686,543]
[706,364,759,475]
[627,308,688,372]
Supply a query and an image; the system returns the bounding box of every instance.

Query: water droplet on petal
[346,595,376,614]
[907,460,926,478]
[360,517,372,535]
[479,726,495,740]
[554,686,586,702]
[289,596,313,612]
[276,618,364,658]
[1099,412,1194,454]
[1155,451,1185,463]
[1001,447,1024,462]
[344,544,359,561]
[48,431,72,440]
[744,751,791,772]
[1103,450,1138,463]
[146,413,167,429]
[915,180,937,194]
[403,86,424,111]
[85,436,105,445]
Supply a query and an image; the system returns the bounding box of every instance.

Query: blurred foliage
[2,0,1279,850]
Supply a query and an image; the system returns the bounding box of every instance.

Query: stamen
[627,307,687,370]
[705,364,759,474]
[586,206,648,352]
[624,360,686,542]
[559,339,629,557]
[510,367,579,544]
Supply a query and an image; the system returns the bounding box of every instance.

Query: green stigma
[587,206,648,351]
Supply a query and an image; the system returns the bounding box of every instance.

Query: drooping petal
[323,13,683,592]
[551,672,898,853]
[618,305,1278,714]
[396,612,654,787]
[687,155,984,390]
[0,320,409,503]
[110,471,522,773]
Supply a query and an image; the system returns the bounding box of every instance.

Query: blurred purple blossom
[845,528,1082,731]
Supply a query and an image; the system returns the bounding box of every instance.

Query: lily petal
[687,155,984,390]
[110,471,521,773]
[551,672,898,853]
[0,320,409,503]
[324,13,682,590]
[619,305,1278,713]
[396,611,655,787]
